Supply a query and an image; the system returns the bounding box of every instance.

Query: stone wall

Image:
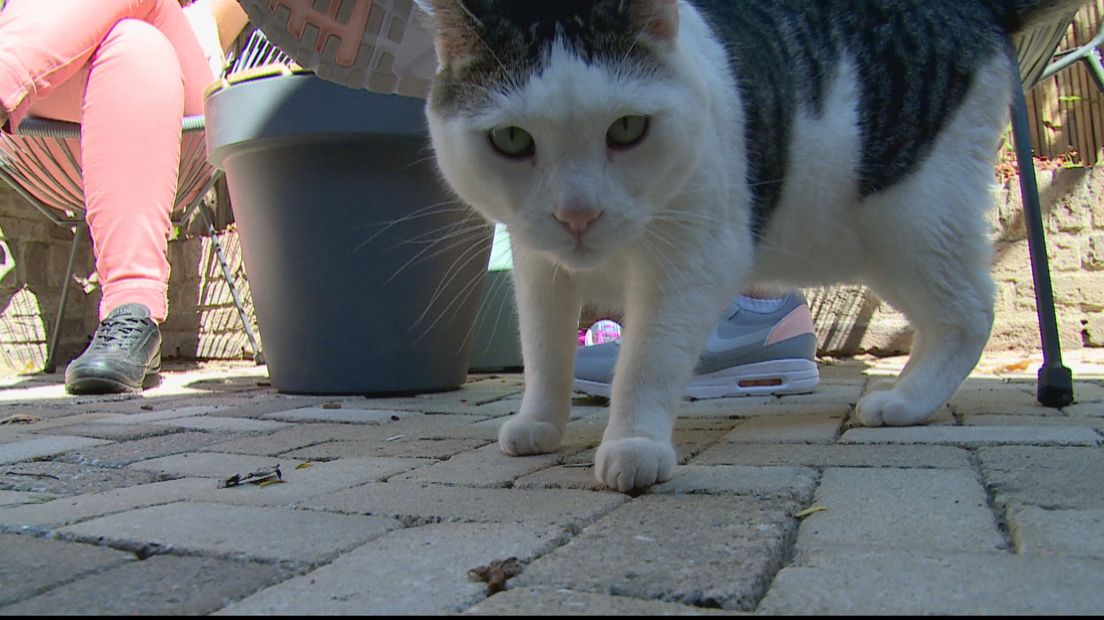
[804,165,1104,356]
[0,165,1101,374]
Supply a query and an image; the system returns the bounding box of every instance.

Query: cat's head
[419,0,709,271]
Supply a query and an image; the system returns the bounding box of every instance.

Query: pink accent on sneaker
[270,0,374,67]
[764,305,815,347]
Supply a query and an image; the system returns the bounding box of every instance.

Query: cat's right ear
[415,0,484,75]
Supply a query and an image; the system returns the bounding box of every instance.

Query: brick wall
[0,183,261,373]
[0,165,1101,374]
[804,165,1104,356]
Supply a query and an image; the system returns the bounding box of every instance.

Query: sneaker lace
[90,315,148,349]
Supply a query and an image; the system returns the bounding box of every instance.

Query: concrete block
[1006,503,1104,557]
[305,481,626,528]
[840,425,1101,446]
[0,533,133,606]
[0,555,287,615]
[0,460,165,497]
[692,443,974,469]
[719,413,847,444]
[261,406,416,424]
[393,444,578,488]
[758,548,1104,614]
[794,468,1005,554]
[159,416,293,433]
[978,446,1104,510]
[216,523,565,615]
[515,495,800,611]
[465,587,728,615]
[58,502,400,566]
[0,436,112,464]
[0,478,215,531]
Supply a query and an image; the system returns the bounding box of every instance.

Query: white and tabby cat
[417,0,1086,491]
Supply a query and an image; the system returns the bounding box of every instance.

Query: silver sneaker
[573,292,820,399]
[236,0,436,96]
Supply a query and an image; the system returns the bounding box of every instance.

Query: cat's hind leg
[856,231,995,427]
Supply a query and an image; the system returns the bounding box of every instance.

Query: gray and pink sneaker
[236,0,436,96]
[573,292,820,400]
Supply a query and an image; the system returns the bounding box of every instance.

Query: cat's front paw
[498,417,563,456]
[855,389,935,427]
[594,437,676,492]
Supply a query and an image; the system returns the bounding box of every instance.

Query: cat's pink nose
[553,207,603,243]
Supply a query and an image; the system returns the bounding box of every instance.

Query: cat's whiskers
[411,234,495,344]
[461,265,513,357]
[356,200,472,248]
[380,219,490,287]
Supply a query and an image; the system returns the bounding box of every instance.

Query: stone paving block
[284,436,492,460]
[718,414,847,444]
[51,431,225,468]
[160,416,293,433]
[58,501,401,567]
[0,489,55,508]
[201,424,384,456]
[757,548,1104,614]
[126,451,306,479]
[0,435,112,464]
[0,460,166,496]
[1062,400,1104,417]
[0,533,134,606]
[393,444,579,488]
[38,421,181,441]
[794,468,1005,554]
[89,405,230,425]
[512,465,605,491]
[260,406,416,424]
[840,425,1102,446]
[0,478,214,531]
[677,400,854,419]
[978,446,1104,510]
[0,555,288,615]
[306,481,626,529]
[648,465,817,503]
[691,443,974,469]
[515,495,800,611]
[465,587,729,615]
[1006,503,1104,557]
[216,523,564,615]
[209,458,435,507]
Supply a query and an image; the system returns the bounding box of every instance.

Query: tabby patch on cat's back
[417,0,1088,492]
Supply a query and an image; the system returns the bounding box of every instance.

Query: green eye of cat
[488,126,535,158]
[606,115,649,149]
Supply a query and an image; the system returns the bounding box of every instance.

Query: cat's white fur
[425,2,1011,491]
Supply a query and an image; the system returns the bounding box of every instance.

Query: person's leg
[0,0,216,391]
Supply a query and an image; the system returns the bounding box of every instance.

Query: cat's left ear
[629,0,679,44]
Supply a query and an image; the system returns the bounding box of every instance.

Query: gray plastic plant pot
[205,73,491,395]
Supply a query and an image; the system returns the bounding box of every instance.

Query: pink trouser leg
[0,0,215,322]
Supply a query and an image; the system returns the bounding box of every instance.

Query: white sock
[736,294,786,313]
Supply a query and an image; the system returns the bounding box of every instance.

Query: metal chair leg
[1009,86,1074,408]
[44,223,84,374]
[199,207,265,365]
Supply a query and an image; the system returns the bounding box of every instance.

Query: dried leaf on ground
[468,557,524,595]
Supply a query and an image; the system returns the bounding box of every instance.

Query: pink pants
[0,0,216,322]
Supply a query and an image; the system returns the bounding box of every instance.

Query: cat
[416,0,1088,491]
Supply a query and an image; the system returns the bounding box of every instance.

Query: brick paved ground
[0,350,1101,614]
